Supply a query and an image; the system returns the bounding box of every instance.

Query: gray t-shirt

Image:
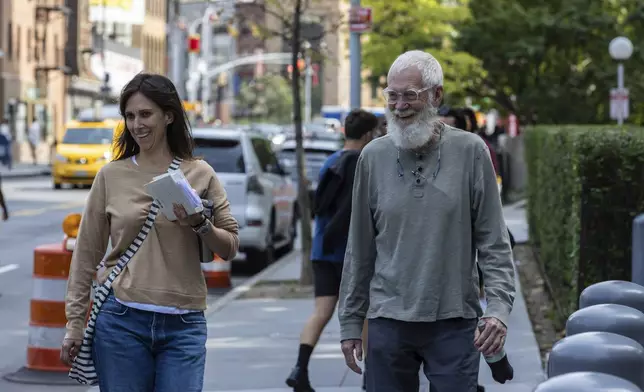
[338,125,515,341]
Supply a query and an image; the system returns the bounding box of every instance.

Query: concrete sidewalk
[199,202,544,392]
[504,200,528,244]
[0,164,50,179]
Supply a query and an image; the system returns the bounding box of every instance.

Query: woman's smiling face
[124,92,173,153]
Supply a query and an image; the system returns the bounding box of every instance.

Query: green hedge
[525,125,644,321]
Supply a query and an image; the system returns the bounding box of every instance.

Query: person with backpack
[286,109,379,392]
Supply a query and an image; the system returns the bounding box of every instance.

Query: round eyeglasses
[382,87,431,104]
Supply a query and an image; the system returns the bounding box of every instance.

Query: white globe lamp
[608,36,633,125]
[609,37,633,60]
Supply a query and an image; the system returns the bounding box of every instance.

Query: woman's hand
[60,337,83,366]
[173,203,205,227]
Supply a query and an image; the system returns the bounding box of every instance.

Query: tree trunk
[290,0,314,286]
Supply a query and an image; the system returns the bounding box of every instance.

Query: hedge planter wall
[525,126,644,319]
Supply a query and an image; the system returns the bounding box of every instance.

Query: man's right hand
[60,338,83,366]
[340,339,363,374]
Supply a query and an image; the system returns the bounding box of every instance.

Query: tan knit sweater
[64,158,239,339]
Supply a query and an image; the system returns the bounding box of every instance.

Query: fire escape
[33,1,72,100]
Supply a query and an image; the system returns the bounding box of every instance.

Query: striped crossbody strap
[69,157,182,385]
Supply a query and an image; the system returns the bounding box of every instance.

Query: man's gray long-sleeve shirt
[338,125,516,341]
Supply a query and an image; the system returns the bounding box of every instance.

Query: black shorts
[312,260,344,297]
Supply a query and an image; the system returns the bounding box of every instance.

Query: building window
[6,22,12,59]
[54,34,60,66]
[16,26,21,62]
[42,29,47,58]
[27,28,32,62]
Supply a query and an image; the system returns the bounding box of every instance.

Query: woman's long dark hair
[114,73,194,161]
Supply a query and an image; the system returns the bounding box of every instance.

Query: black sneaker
[286,366,315,392]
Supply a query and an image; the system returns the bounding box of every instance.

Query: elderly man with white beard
[337,50,516,392]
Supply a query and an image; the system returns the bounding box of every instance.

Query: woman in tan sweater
[60,73,239,391]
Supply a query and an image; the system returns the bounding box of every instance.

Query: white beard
[386,105,441,150]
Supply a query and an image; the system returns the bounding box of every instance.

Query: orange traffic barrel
[202,255,231,289]
[3,243,78,385]
[28,243,71,372]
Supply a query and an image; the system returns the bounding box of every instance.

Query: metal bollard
[579,280,644,313]
[535,371,642,391]
[566,304,644,346]
[547,331,644,388]
[633,214,644,286]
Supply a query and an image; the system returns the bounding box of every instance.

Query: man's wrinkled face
[384,67,443,150]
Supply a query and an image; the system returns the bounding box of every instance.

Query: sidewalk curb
[0,169,51,179]
[205,251,300,317]
[505,199,526,209]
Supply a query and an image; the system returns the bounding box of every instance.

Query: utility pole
[349,0,361,109]
[303,42,312,124]
[201,7,218,122]
[169,0,186,99]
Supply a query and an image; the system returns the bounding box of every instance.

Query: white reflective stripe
[28,326,66,349]
[65,237,76,251]
[32,277,67,301]
[201,261,230,272]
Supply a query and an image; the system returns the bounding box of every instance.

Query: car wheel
[247,221,275,273]
[283,210,297,254]
[53,182,62,190]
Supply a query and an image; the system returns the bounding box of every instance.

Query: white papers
[144,170,203,221]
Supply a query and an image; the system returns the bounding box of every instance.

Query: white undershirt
[113,156,194,315]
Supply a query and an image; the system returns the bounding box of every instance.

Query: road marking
[0,264,18,275]
[11,201,85,217]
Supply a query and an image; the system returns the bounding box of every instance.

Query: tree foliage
[236,75,293,123]
[362,0,483,104]
[456,0,644,125]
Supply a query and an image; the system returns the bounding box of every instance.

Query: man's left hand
[173,203,204,227]
[474,317,507,357]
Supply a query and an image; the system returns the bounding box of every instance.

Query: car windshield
[62,128,114,145]
[194,138,245,173]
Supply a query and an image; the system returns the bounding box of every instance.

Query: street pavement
[0,164,51,179]
[0,175,263,392]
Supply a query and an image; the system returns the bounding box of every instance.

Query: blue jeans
[92,293,207,392]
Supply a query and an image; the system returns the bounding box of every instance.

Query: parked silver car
[277,132,343,217]
[192,127,299,270]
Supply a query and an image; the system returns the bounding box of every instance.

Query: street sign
[610,88,629,120]
[349,6,372,33]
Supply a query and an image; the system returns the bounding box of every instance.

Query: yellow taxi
[53,118,121,189]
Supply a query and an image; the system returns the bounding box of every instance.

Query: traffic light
[287,59,306,75]
[188,34,200,53]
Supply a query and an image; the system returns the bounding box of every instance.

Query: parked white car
[192,127,299,271]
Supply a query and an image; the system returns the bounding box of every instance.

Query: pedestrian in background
[338,50,515,391]
[0,174,8,221]
[61,73,240,391]
[0,118,12,170]
[286,109,379,392]
[28,119,40,166]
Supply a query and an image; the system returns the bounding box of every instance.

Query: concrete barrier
[535,371,642,391]
[566,303,644,346]
[547,331,644,388]
[579,280,644,314]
